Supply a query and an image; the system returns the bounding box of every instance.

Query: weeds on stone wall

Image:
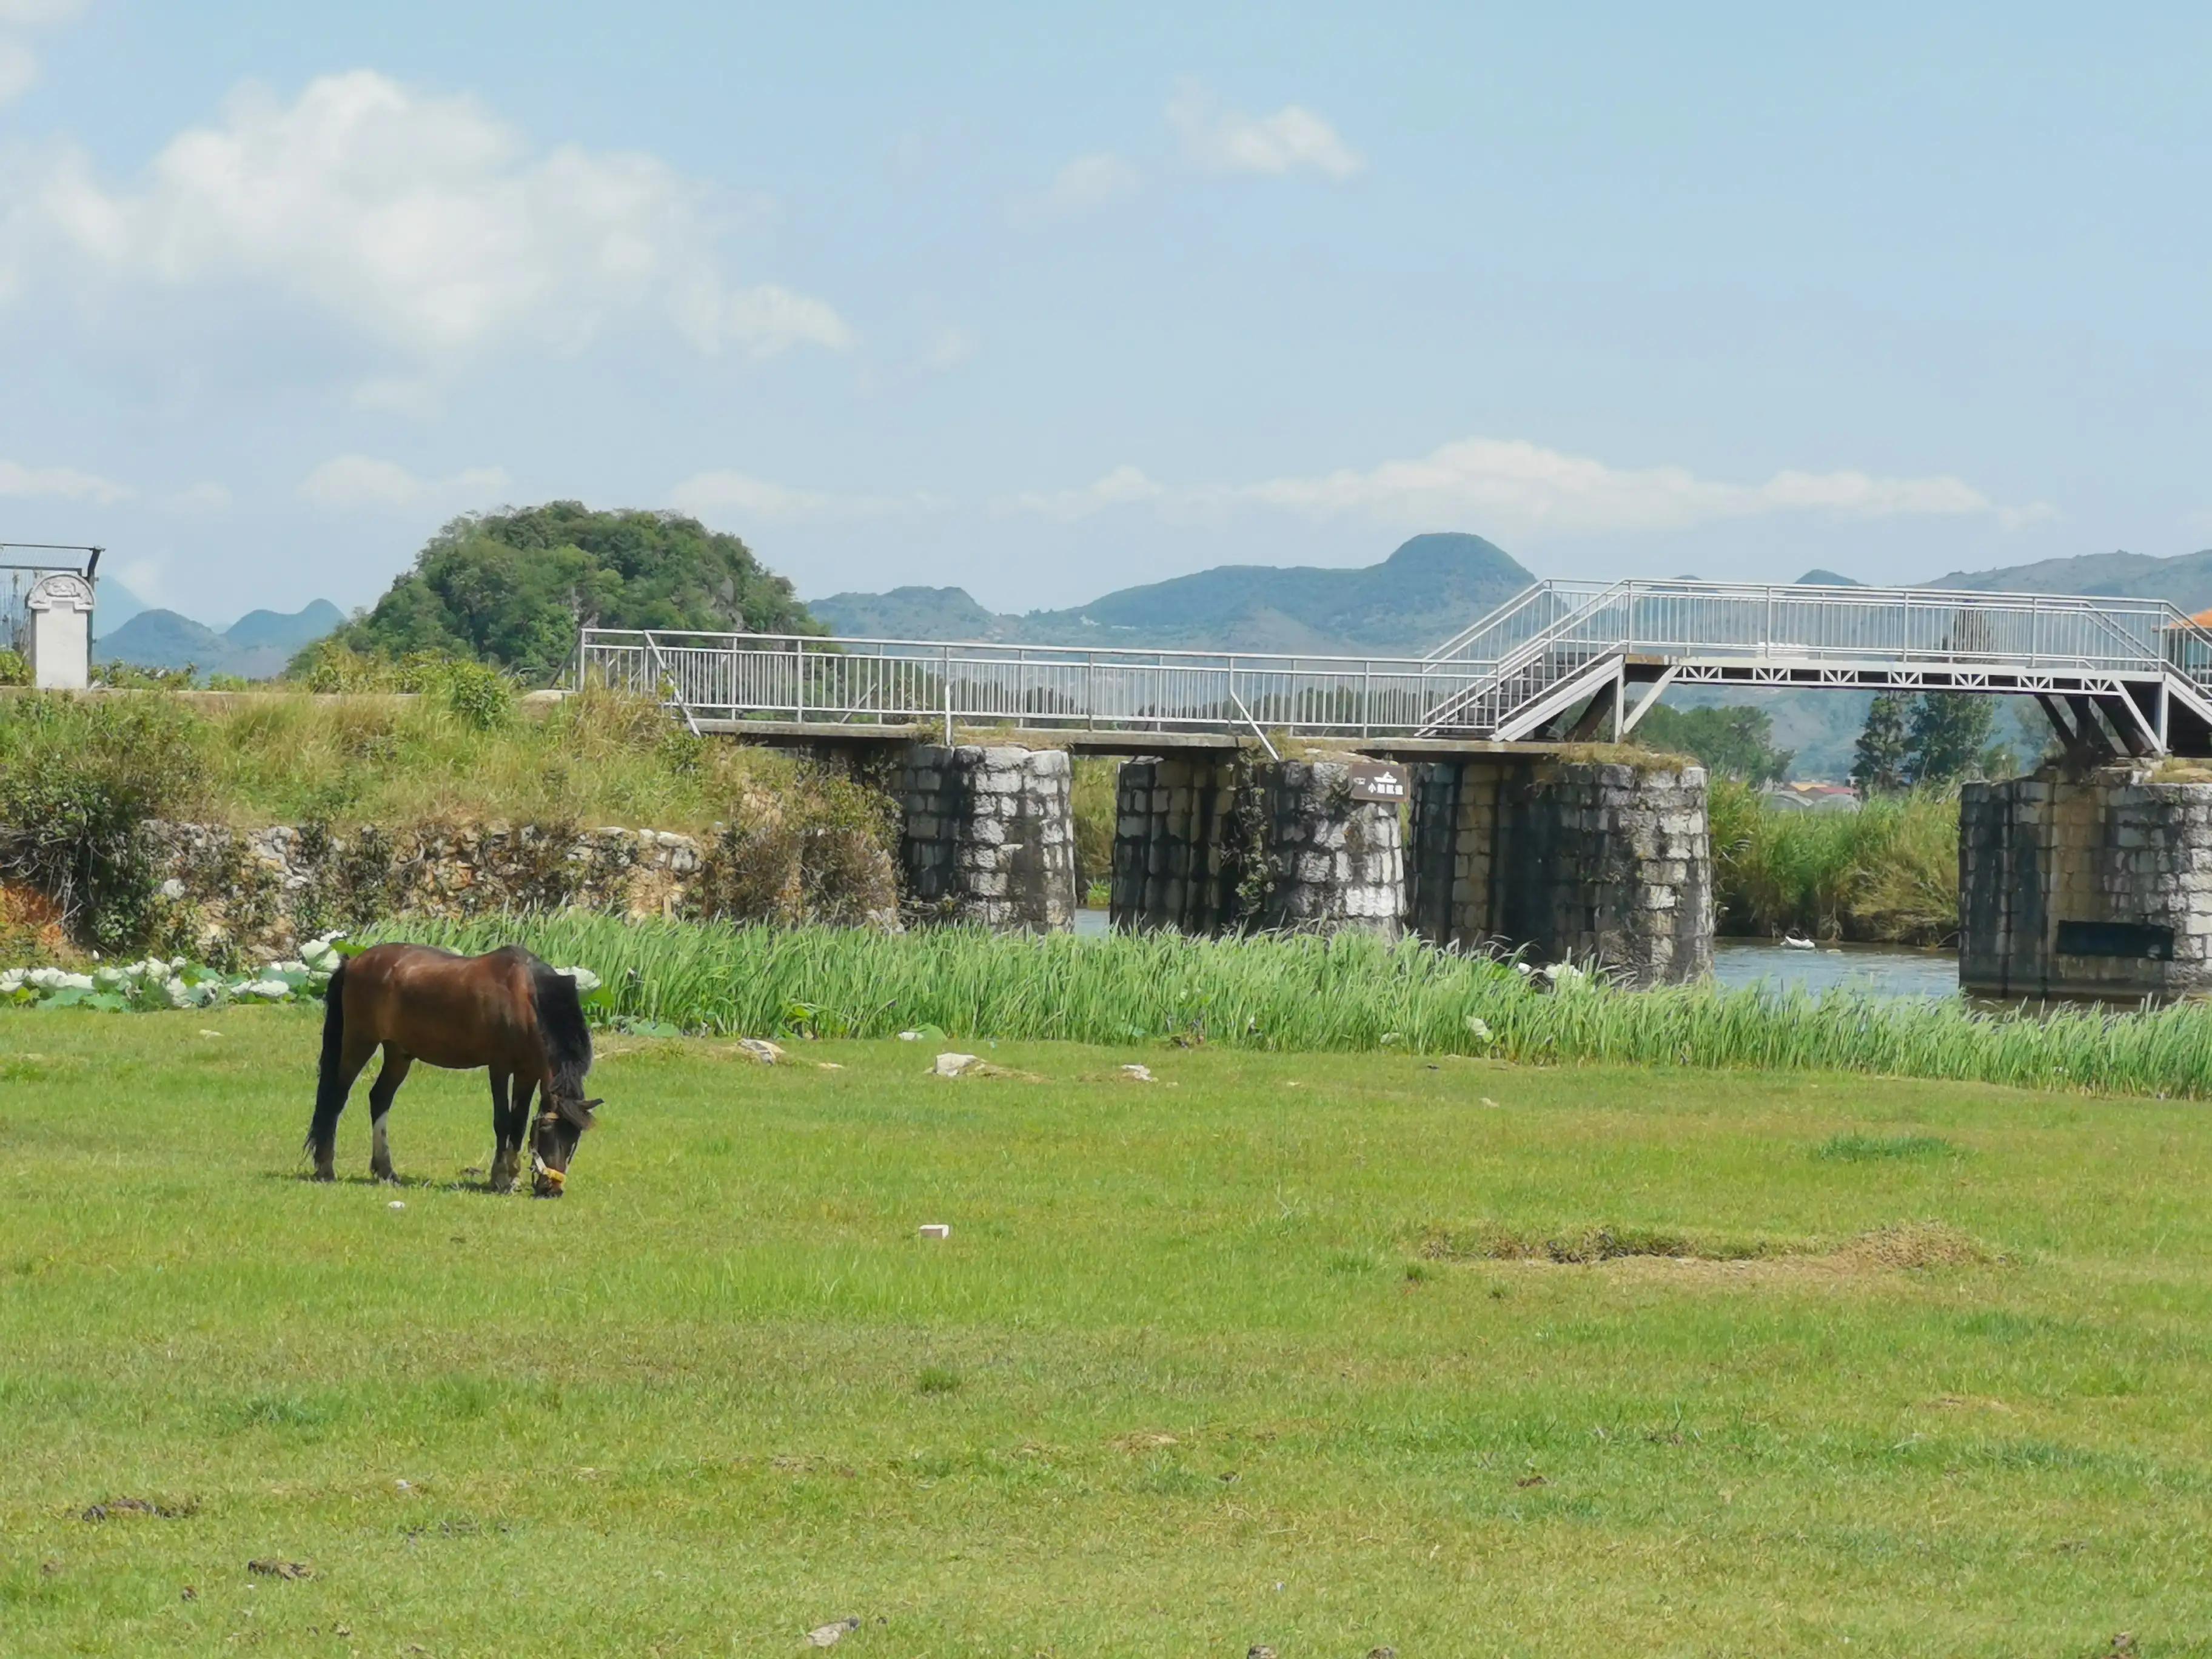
[1228,755,1274,925]
[692,768,899,927]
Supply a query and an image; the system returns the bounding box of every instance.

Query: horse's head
[531,1095,602,1197]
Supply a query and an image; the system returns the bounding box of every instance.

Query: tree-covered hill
[316,503,817,683]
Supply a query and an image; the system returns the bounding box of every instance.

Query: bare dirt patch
[79,1496,196,1522]
[1420,1220,1994,1279]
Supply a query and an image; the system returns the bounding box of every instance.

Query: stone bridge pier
[876,737,1716,978]
[1961,770,2212,998]
[896,744,1077,931]
[1406,757,1714,985]
[1109,756,1405,936]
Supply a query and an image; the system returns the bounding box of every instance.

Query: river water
[1709,936,1957,998]
[1073,909,1960,998]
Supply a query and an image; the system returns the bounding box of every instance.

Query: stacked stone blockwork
[1110,756,1403,936]
[897,745,1077,931]
[139,818,902,964]
[1406,757,1712,986]
[1960,771,2212,998]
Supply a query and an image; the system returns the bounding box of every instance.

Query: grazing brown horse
[306,943,602,1196]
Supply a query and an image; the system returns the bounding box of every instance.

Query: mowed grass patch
[4,1012,2212,1654]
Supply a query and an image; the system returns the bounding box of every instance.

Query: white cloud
[161,481,232,514]
[0,39,35,104]
[997,439,2039,536]
[682,281,854,357]
[19,72,853,361]
[668,469,950,523]
[1027,152,1142,221]
[1168,85,1361,181]
[1215,437,2029,534]
[0,457,130,504]
[1000,464,1165,521]
[918,324,978,372]
[297,454,510,512]
[0,0,82,108]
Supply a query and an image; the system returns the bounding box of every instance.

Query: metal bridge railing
[1429,578,2212,674]
[577,629,1487,739]
[578,580,2212,744]
[1418,578,2212,731]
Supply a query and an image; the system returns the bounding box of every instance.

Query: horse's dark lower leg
[307,1033,377,1182]
[366,1047,414,1182]
[499,1079,535,1190]
[488,1070,518,1192]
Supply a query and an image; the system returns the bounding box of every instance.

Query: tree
[308,502,819,684]
[1904,692,1997,786]
[1634,703,1794,785]
[1851,694,1911,794]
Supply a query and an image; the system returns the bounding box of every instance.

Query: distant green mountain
[93,580,151,635]
[813,586,1001,640]
[1930,548,2212,608]
[813,533,1536,656]
[98,599,344,680]
[226,598,344,654]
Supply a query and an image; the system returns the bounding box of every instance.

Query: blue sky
[2,1,2208,625]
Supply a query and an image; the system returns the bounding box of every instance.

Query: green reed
[367,912,2212,1100]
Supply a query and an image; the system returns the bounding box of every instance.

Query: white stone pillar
[26,572,93,690]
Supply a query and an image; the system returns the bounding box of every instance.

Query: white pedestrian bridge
[578,577,2212,759]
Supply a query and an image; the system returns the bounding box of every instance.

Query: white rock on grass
[737,1038,785,1065]
[933,1053,980,1078]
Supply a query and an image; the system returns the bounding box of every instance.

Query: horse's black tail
[305,960,349,1165]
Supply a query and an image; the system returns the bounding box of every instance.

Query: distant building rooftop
[1761,781,1861,812]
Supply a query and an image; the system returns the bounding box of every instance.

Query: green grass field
[4,1013,2209,1655]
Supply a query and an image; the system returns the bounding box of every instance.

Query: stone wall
[1110,755,1403,936]
[144,817,899,965]
[1960,770,2212,997]
[1407,757,1712,986]
[897,745,1077,931]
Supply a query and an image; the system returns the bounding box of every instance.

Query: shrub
[1071,757,1117,890]
[0,648,28,687]
[1709,778,1957,943]
[437,659,515,731]
[0,695,206,951]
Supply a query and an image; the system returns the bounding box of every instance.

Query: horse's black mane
[523,952,594,1097]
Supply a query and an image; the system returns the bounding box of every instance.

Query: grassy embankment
[0,685,843,835]
[4,1013,2211,1654]
[373,914,2212,1102]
